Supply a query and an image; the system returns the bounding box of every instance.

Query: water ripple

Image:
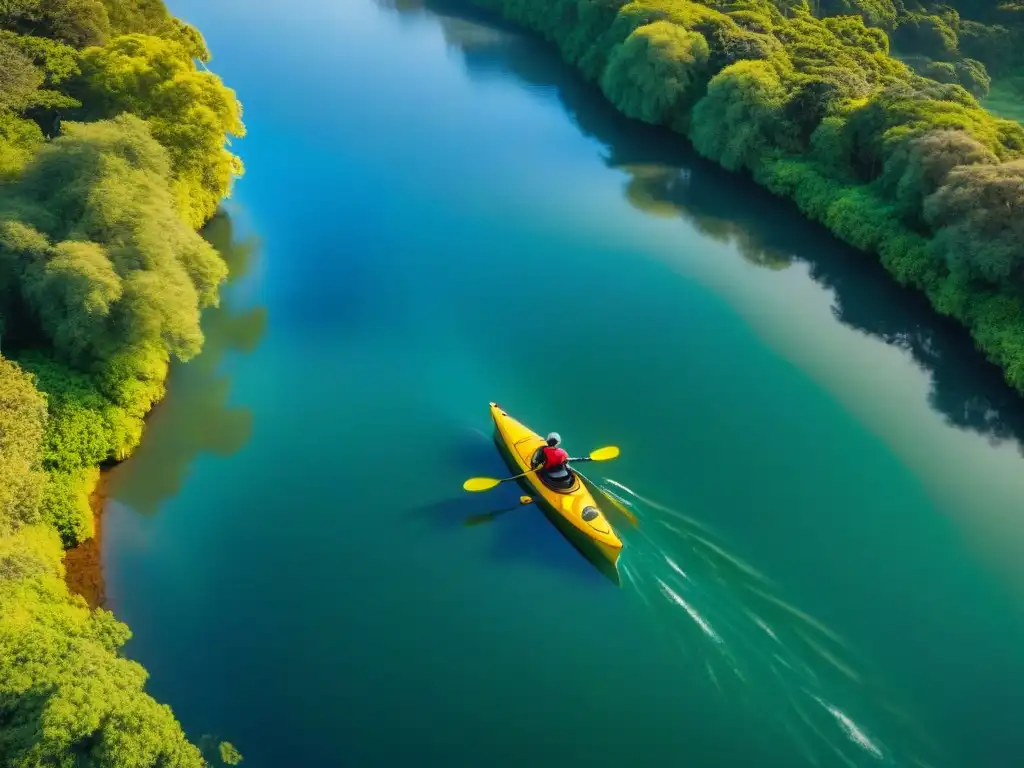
[601,477,940,768]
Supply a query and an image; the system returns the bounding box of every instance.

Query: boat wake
[598,478,940,768]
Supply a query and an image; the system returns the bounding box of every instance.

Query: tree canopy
[77,33,244,227]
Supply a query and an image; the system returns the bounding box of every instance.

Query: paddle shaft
[494,456,594,486]
[463,446,617,491]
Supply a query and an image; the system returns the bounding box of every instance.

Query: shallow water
[103,2,1024,765]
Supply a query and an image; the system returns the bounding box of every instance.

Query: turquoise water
[102,1,1024,766]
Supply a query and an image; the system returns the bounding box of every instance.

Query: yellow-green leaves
[0,38,44,112]
[0,357,46,534]
[0,524,206,768]
[602,22,710,128]
[79,33,245,229]
[23,240,123,364]
[691,59,786,172]
[2,115,227,366]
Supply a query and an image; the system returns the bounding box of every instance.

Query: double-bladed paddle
[462,445,620,492]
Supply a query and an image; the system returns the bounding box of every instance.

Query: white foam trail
[620,564,653,610]
[746,610,779,642]
[656,578,721,643]
[688,534,771,584]
[706,661,721,692]
[605,478,712,531]
[658,519,682,535]
[664,556,690,582]
[601,486,635,508]
[789,691,860,768]
[812,696,885,761]
[750,586,848,647]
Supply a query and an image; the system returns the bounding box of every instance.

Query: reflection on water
[388,0,1024,456]
[107,211,267,514]
[608,478,938,768]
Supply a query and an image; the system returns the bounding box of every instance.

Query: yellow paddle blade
[589,446,620,461]
[463,477,501,492]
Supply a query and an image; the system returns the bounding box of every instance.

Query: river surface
[102,1,1024,766]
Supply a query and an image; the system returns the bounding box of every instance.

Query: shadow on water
[383,0,1024,455]
[107,211,268,514]
[411,428,617,587]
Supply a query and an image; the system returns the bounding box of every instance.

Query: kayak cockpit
[537,470,577,491]
[530,447,577,491]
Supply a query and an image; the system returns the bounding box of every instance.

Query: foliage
[0,356,47,534]
[0,38,44,112]
[100,0,211,59]
[1,114,228,366]
[0,29,82,85]
[601,20,710,129]
[892,13,959,60]
[880,127,997,221]
[958,20,1016,74]
[0,113,43,179]
[77,33,244,227]
[0,0,111,47]
[924,160,1024,287]
[219,741,243,766]
[0,524,206,768]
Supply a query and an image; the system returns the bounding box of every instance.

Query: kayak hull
[488,402,622,578]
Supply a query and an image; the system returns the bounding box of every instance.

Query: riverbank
[62,469,110,608]
[464,0,1024,393]
[0,0,246,763]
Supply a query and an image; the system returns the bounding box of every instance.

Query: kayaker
[531,432,572,483]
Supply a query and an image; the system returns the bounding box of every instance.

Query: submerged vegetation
[1,0,243,764]
[467,0,1024,393]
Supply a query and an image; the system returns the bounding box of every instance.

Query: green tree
[21,239,123,365]
[0,37,43,111]
[219,742,243,766]
[77,33,244,228]
[892,13,959,60]
[690,58,787,172]
[882,128,997,222]
[0,355,46,533]
[1,114,227,366]
[925,160,1024,286]
[601,21,711,129]
[0,524,206,767]
[0,0,110,47]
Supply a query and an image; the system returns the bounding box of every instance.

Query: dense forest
[0,0,242,765]
[467,0,1024,392]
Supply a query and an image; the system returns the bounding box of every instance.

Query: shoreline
[63,469,110,609]
[465,0,1024,397]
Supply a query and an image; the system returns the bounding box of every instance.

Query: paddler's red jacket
[531,445,569,471]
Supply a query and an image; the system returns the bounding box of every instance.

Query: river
[100,1,1024,766]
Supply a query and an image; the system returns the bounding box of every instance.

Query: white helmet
[546,432,561,446]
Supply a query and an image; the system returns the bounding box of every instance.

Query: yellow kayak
[489,402,622,566]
